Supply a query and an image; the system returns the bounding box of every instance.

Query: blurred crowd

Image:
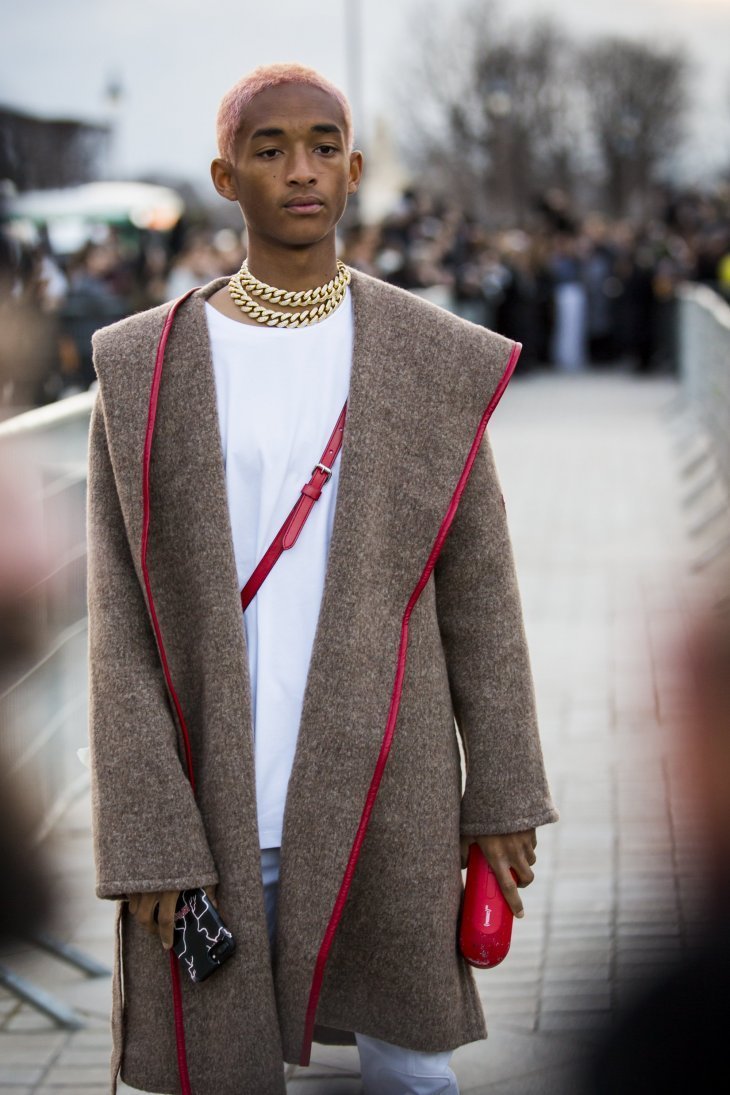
[1,182,729,413]
[344,183,730,375]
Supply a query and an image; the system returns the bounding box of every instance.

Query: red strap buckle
[312,462,333,482]
[240,401,347,611]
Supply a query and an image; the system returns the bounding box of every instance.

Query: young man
[86,63,558,1095]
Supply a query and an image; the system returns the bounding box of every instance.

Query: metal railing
[673,284,730,573]
[0,388,108,1028]
[0,390,96,837]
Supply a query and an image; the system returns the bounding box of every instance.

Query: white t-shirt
[205,289,354,849]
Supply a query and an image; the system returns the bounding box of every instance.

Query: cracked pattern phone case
[172,888,236,982]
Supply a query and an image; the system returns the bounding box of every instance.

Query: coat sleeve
[434,429,559,836]
[86,388,219,900]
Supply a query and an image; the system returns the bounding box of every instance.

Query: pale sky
[2,0,729,197]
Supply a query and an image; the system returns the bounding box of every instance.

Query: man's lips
[284,196,324,211]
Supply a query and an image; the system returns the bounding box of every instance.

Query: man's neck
[244,245,339,293]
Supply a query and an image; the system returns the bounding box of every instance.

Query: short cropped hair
[215,62,354,163]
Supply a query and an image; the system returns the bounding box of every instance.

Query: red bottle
[459,843,515,969]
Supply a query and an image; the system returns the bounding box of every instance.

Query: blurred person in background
[611,226,656,373]
[55,239,129,396]
[583,215,618,367]
[339,220,382,277]
[718,243,730,301]
[450,217,492,326]
[85,61,557,1095]
[547,230,588,371]
[492,230,547,374]
[164,228,232,297]
[0,229,59,413]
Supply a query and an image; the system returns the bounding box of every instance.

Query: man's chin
[271,228,336,250]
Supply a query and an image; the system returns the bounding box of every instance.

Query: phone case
[459,843,515,969]
[171,888,236,983]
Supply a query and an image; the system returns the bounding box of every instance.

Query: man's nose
[286,147,317,186]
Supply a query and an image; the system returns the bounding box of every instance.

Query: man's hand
[460,830,537,919]
[127,885,218,950]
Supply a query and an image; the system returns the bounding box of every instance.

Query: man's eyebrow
[310,124,343,138]
[250,123,343,140]
[250,126,285,140]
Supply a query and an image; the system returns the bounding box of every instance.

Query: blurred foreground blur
[0,449,55,943]
[577,579,730,1094]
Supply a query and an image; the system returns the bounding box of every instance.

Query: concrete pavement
[0,369,712,1094]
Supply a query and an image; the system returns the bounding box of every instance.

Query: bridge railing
[673,284,730,573]
[0,390,95,841]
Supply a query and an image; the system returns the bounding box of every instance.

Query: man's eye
[318,145,338,154]
[257,149,280,159]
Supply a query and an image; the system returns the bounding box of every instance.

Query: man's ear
[210,158,238,203]
[347,150,364,196]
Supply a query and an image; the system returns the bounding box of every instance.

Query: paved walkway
[0,370,712,1094]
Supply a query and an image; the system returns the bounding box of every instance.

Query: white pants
[260,848,459,1095]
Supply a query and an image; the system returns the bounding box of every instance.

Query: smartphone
[169,888,236,983]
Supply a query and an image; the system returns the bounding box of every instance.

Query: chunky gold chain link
[233,259,350,307]
[228,267,350,327]
[229,271,352,326]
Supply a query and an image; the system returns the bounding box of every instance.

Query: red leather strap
[143,288,200,1095]
[240,402,347,612]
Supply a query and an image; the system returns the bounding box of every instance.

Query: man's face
[212,83,362,250]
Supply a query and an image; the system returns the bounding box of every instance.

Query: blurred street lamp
[616,108,640,154]
[485,81,513,120]
[344,0,362,218]
[103,72,124,181]
[482,75,513,220]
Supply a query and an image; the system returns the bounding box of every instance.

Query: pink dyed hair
[215,62,354,163]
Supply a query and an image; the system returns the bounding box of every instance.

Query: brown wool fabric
[86,268,559,1094]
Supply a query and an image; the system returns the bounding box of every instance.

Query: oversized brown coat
[86,268,559,1094]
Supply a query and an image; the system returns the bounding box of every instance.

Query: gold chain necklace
[228,260,351,328]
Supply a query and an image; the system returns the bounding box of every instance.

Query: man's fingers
[514,862,535,888]
[157,892,178,950]
[496,865,524,919]
[127,890,180,950]
[140,899,160,936]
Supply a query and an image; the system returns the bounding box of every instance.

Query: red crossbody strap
[240,400,347,613]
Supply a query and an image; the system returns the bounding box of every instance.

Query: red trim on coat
[141,288,200,1095]
[141,287,200,794]
[170,951,193,1094]
[299,340,523,1065]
